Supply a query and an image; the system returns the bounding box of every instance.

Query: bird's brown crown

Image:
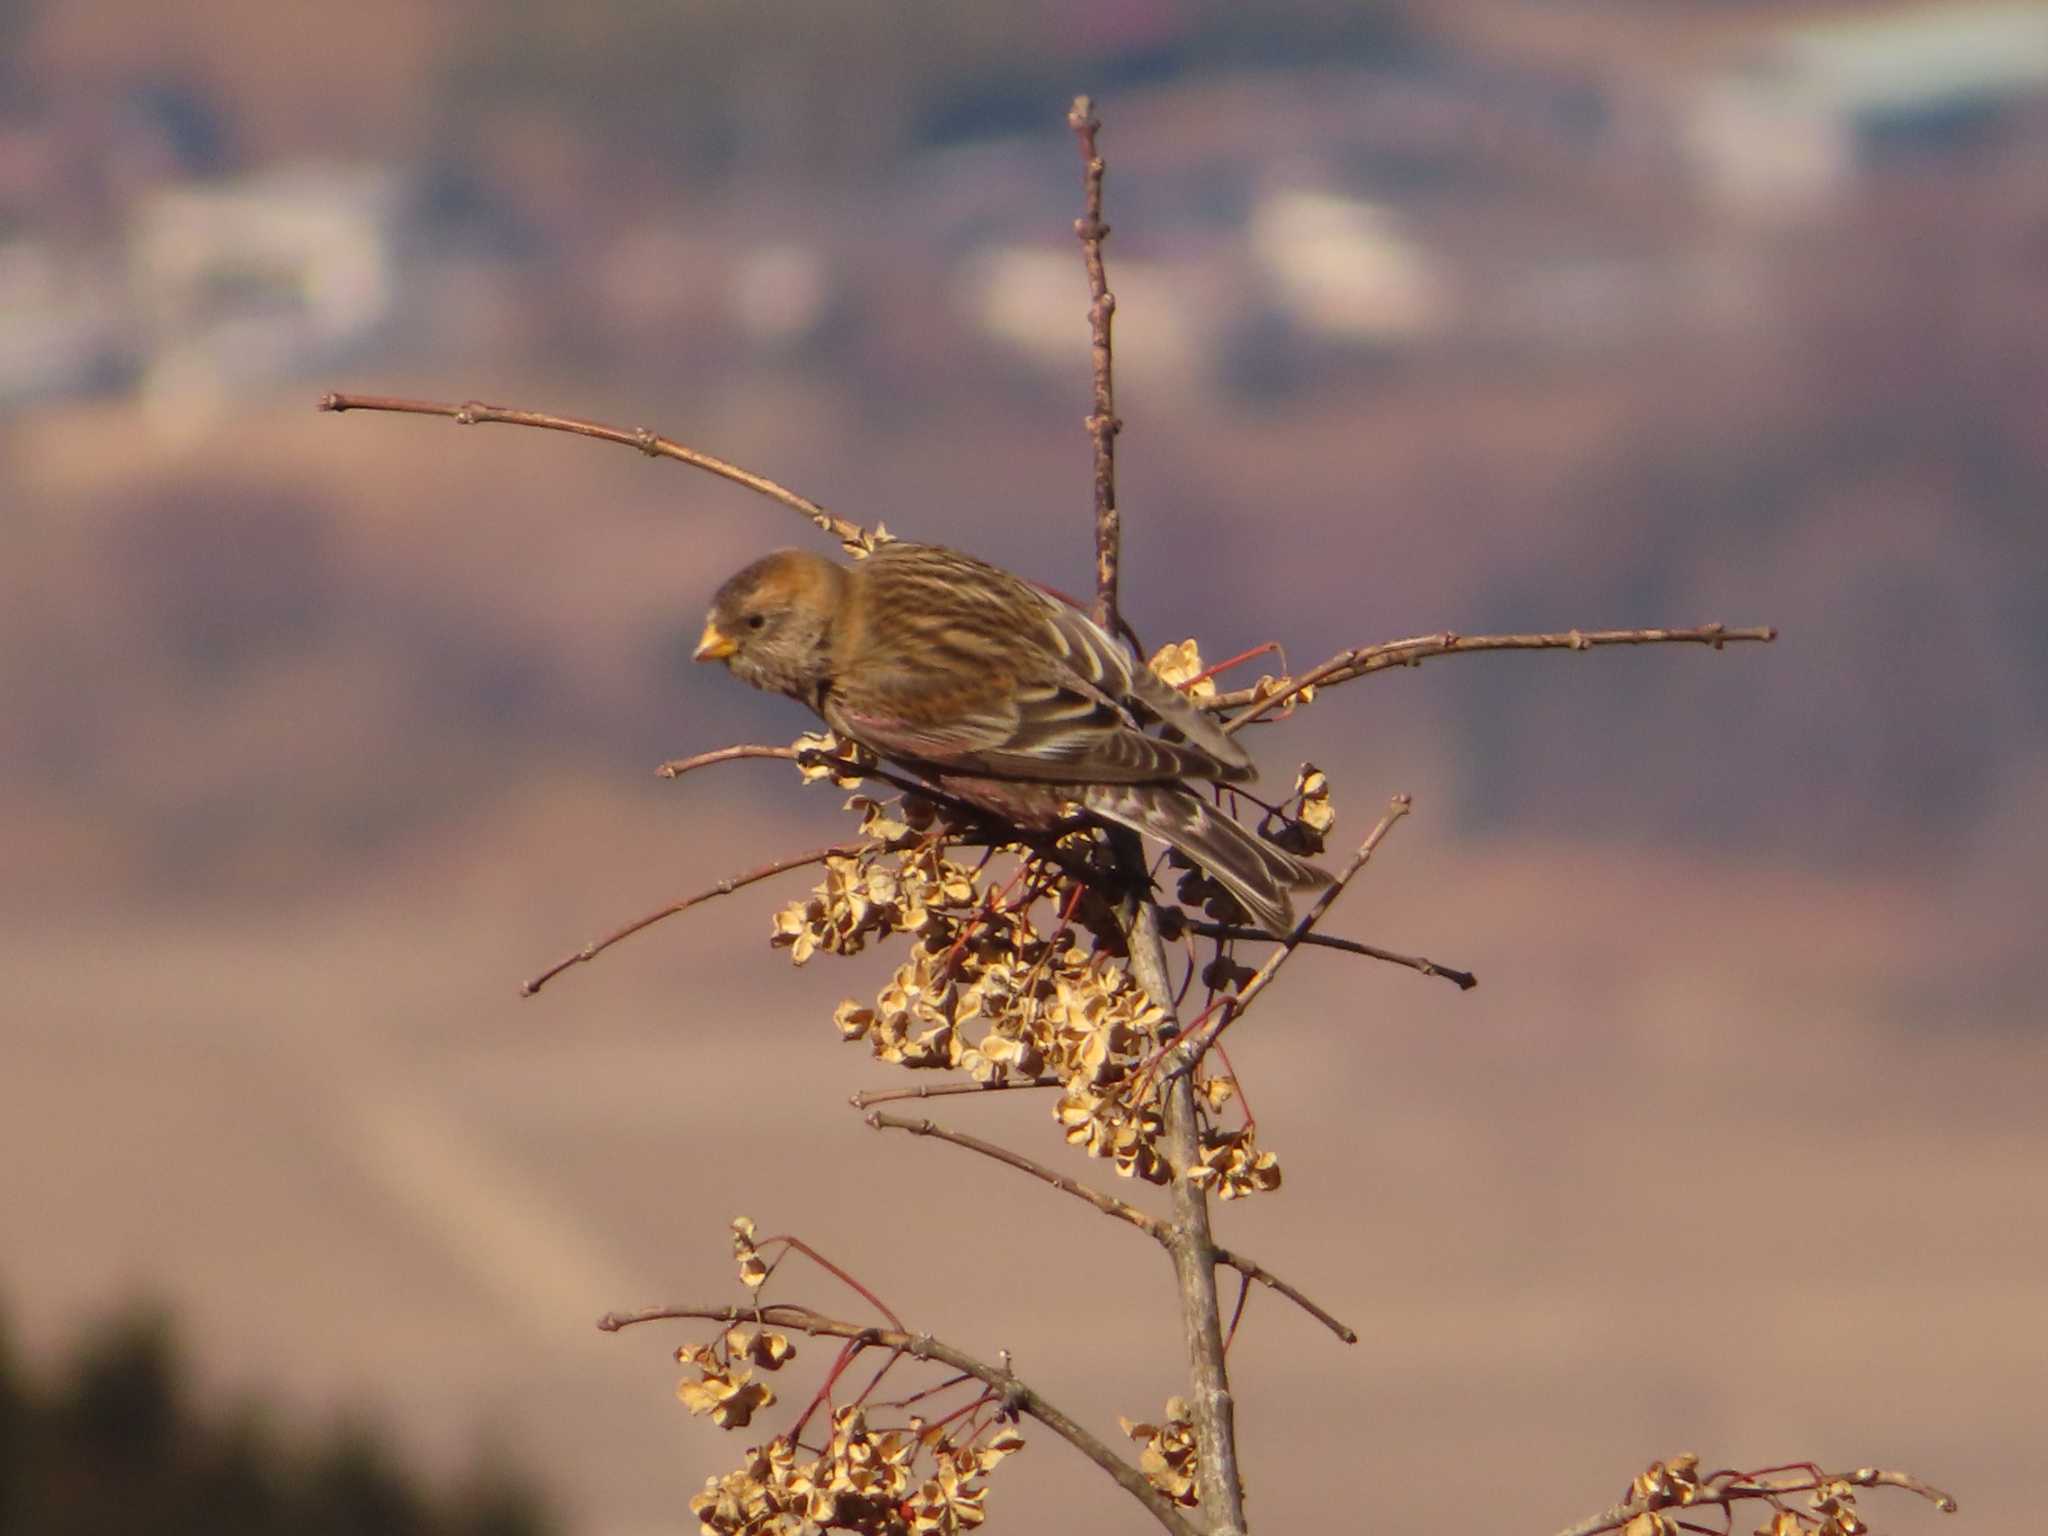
[711,548,837,618]
[697,549,848,700]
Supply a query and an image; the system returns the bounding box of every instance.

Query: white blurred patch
[1248,187,1446,343]
[954,242,1207,387]
[730,240,830,348]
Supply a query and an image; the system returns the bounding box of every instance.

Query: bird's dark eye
[745,612,767,631]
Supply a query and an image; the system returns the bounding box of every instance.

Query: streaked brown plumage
[694,542,1329,931]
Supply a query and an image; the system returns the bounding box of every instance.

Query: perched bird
[693,542,1329,932]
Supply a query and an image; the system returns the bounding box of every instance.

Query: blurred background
[4,1,2044,1532]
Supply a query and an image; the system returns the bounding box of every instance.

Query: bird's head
[694,548,846,700]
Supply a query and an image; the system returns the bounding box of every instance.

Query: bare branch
[1209,624,1780,729]
[1550,1460,1957,1536]
[519,841,865,996]
[598,1301,1201,1536]
[866,1110,1159,1240]
[849,1077,1064,1109]
[1067,96,1122,630]
[1831,1467,1957,1512]
[654,743,800,780]
[866,1110,1355,1344]
[1186,921,1477,991]
[1206,1238,1356,1346]
[317,391,875,550]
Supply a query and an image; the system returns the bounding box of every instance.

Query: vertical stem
[1161,1072,1249,1535]
[1068,95,1123,631]
[1069,94,1247,1536]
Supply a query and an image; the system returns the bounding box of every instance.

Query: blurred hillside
[3,5,2045,1536]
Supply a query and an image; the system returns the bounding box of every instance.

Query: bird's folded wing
[830,541,1255,785]
[828,669,1228,784]
[1037,601,1254,782]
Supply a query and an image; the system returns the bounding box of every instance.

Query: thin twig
[866,1111,1157,1239]
[598,1302,1201,1536]
[1174,795,1413,1067]
[656,743,905,789]
[1208,625,1780,729]
[868,1369,980,1414]
[1549,1462,1957,1536]
[1203,1238,1356,1343]
[1832,1468,1956,1511]
[1187,921,1476,991]
[788,1335,881,1449]
[849,1077,1064,1109]
[848,1339,913,1417]
[1223,1270,1252,1354]
[865,1111,1355,1343]
[316,391,876,550]
[519,842,864,996]
[656,743,799,780]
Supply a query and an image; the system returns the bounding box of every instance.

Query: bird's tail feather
[1083,783,1330,935]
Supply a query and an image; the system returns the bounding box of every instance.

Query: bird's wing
[1035,599,1254,781]
[827,654,1224,783]
[826,542,1253,785]
[1083,782,1330,933]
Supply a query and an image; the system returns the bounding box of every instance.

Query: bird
[692,541,1329,932]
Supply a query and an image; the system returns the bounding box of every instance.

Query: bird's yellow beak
[693,620,738,662]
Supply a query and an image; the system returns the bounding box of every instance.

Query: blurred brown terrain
[3,3,2045,1534]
